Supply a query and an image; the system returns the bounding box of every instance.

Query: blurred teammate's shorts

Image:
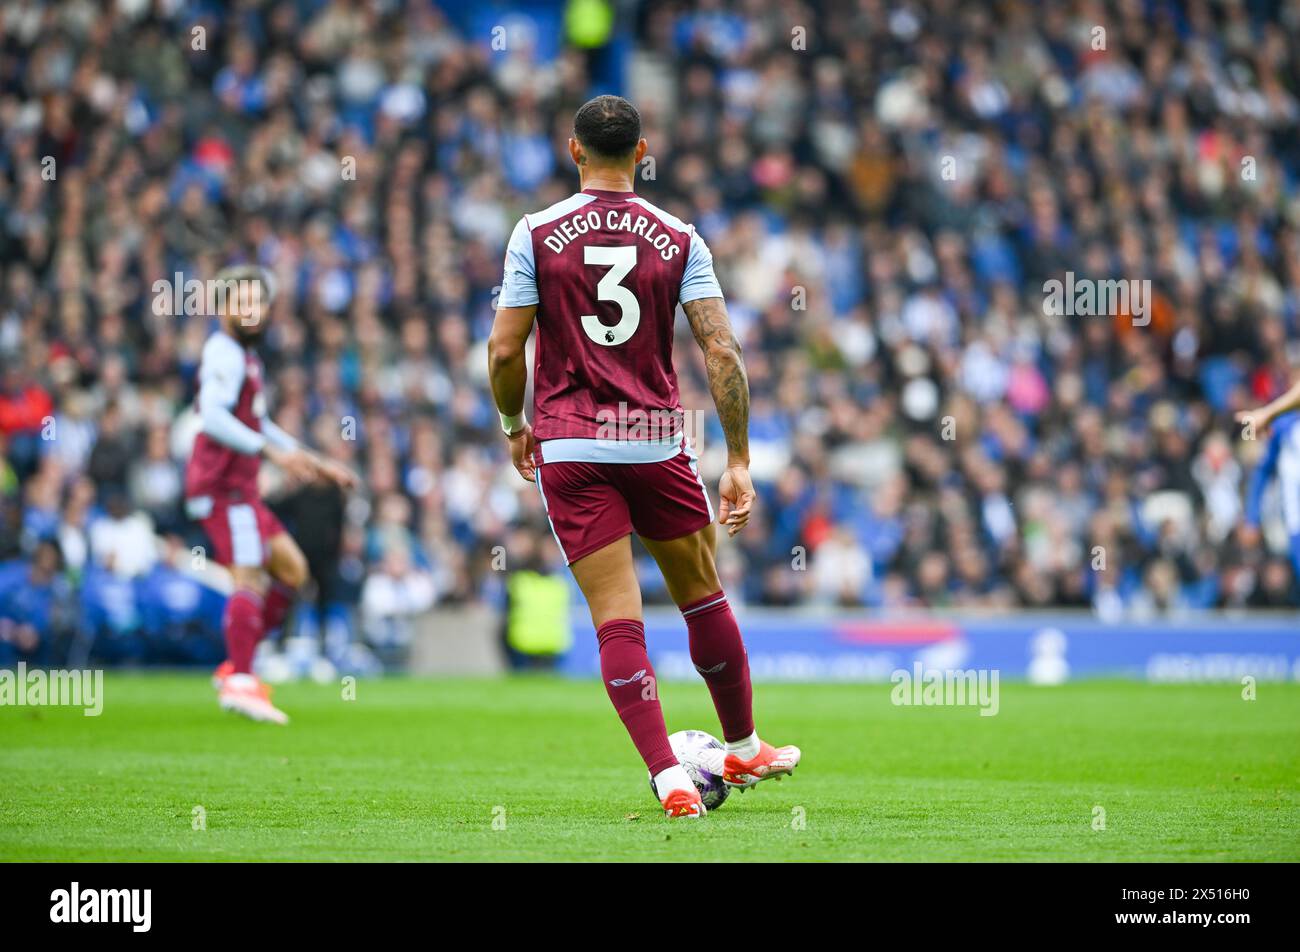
[535,446,714,565]
[186,495,286,568]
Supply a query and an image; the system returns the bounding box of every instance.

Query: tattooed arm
[683,295,755,535]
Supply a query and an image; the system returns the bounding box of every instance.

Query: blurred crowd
[3,0,1300,664]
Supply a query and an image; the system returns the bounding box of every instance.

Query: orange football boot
[660,787,707,819]
[722,740,801,789]
[211,660,235,689]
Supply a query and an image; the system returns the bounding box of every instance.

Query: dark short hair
[573,95,641,160]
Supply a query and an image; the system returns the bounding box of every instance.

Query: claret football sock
[596,618,677,775]
[680,591,755,744]
[224,588,266,675]
[263,580,295,633]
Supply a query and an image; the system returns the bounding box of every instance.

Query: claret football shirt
[499,188,723,463]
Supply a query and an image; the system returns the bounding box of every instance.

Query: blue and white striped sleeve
[499,217,539,308]
[679,229,724,304]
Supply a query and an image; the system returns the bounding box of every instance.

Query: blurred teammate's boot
[211,660,234,690]
[219,673,289,725]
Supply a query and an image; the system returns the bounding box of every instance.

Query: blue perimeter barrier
[562,612,1300,682]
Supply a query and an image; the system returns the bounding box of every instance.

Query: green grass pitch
[1,675,1297,861]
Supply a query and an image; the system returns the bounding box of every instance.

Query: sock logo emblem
[608,668,647,687]
[694,661,727,674]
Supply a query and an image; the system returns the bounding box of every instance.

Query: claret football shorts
[186,495,286,568]
[534,445,715,565]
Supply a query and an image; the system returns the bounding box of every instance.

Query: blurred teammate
[184,266,356,723]
[487,96,800,818]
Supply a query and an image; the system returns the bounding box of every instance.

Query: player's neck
[580,166,635,193]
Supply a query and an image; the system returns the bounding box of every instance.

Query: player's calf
[597,618,676,774]
[680,590,754,741]
[222,586,266,676]
[213,579,291,691]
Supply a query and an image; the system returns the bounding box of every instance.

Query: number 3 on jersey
[582,245,640,346]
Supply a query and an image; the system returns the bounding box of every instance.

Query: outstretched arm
[488,304,538,482]
[1237,375,1300,434]
[683,295,754,535]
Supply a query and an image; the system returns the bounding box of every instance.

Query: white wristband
[500,411,527,435]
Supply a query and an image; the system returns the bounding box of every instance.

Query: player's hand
[266,445,320,484]
[1236,406,1273,436]
[317,458,360,491]
[718,463,756,536]
[508,423,537,482]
